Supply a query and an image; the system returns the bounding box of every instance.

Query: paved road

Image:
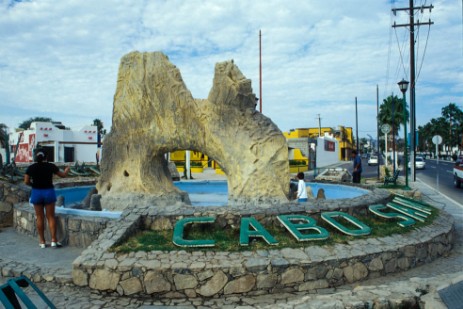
[416,159,463,204]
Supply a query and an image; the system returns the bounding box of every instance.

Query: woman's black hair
[35,151,46,163]
[297,172,304,180]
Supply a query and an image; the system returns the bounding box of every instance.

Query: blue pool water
[55,186,95,206]
[307,182,369,199]
[56,181,369,208]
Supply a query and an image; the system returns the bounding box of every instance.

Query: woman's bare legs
[45,203,57,242]
[33,205,46,244]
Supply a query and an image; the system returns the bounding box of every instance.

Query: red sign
[15,144,29,162]
[28,134,35,161]
[324,140,335,152]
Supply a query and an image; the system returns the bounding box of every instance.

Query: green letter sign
[240,217,278,246]
[386,202,428,222]
[277,214,329,241]
[173,217,216,247]
[369,204,416,227]
[321,211,371,236]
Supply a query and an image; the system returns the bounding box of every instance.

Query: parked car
[408,156,426,170]
[454,156,463,188]
[368,155,378,166]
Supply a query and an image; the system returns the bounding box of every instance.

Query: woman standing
[24,151,70,248]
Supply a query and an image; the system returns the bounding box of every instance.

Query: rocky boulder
[97,51,289,210]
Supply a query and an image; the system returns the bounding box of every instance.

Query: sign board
[432,135,443,145]
[381,124,391,134]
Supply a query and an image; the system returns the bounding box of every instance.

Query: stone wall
[13,203,114,248]
[72,201,454,298]
[0,181,30,227]
[0,179,112,248]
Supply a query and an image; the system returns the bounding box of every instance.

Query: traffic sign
[381,124,391,134]
[432,135,443,145]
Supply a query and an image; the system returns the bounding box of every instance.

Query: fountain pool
[56,181,370,207]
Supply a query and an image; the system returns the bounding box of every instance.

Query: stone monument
[97,51,289,210]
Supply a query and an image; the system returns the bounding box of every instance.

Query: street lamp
[398,79,409,188]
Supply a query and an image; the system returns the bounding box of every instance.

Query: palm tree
[441,103,463,151]
[92,119,106,136]
[0,123,9,164]
[93,119,107,150]
[378,95,410,157]
[378,95,409,135]
[0,123,7,147]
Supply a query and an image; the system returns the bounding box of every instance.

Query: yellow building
[284,126,354,161]
[170,125,353,175]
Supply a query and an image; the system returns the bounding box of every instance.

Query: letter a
[240,217,278,246]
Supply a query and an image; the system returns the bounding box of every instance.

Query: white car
[368,155,378,166]
[408,156,426,170]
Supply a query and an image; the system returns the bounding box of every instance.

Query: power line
[415,24,432,83]
[392,0,434,183]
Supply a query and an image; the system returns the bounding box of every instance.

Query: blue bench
[0,275,56,309]
[384,169,400,185]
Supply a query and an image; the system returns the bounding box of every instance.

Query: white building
[8,122,98,163]
[315,133,339,168]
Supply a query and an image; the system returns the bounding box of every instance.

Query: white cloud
[0,0,461,143]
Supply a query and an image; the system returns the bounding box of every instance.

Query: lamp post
[398,79,409,188]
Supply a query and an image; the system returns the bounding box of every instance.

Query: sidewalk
[0,176,462,308]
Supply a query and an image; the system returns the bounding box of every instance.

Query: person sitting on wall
[296,172,308,202]
[24,151,70,248]
[289,179,298,200]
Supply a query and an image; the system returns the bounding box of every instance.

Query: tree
[418,104,463,156]
[0,123,8,148]
[359,137,369,152]
[93,119,107,149]
[18,117,53,130]
[378,95,409,134]
[0,123,9,164]
[441,103,463,151]
[378,95,409,152]
[92,119,107,136]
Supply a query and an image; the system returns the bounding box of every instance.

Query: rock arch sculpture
[97,51,289,210]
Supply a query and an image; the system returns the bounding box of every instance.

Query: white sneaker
[51,241,62,248]
[39,243,46,249]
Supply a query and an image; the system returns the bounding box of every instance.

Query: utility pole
[355,97,359,152]
[376,85,380,179]
[316,114,322,137]
[259,30,262,113]
[392,1,433,182]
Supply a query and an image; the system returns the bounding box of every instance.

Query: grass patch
[111,207,439,253]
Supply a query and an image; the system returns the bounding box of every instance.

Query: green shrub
[289,159,307,166]
[190,161,203,167]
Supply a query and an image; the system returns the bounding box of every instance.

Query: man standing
[352,150,362,184]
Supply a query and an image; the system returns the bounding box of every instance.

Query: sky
[0,0,462,140]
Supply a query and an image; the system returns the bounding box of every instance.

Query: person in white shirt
[296,172,308,202]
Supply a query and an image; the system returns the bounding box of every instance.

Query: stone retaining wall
[0,181,30,227]
[72,201,454,298]
[0,179,110,248]
[0,179,97,228]
[13,203,114,248]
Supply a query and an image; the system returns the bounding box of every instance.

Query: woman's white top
[297,179,308,199]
